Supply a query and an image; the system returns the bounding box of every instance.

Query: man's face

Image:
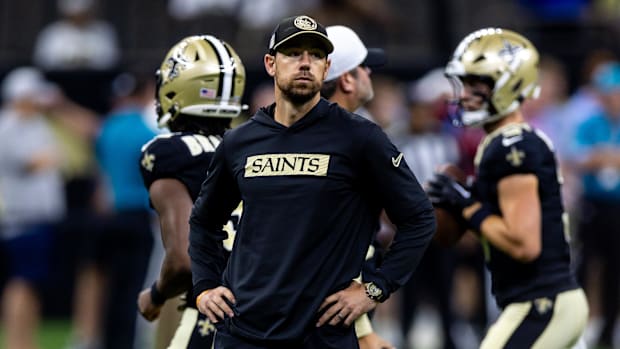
[266,37,330,105]
[459,76,493,111]
[353,65,374,105]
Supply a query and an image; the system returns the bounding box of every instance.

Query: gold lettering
[244,153,330,177]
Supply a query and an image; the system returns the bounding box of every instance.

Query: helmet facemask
[445,73,497,127]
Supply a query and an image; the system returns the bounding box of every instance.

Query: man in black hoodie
[189,15,436,349]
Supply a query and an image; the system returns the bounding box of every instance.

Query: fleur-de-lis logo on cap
[294,16,317,30]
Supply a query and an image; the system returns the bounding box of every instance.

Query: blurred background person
[33,0,120,71]
[0,67,66,349]
[571,61,620,349]
[67,71,156,349]
[391,68,461,349]
[362,75,406,133]
[560,48,618,348]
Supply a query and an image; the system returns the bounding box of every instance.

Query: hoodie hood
[252,98,331,131]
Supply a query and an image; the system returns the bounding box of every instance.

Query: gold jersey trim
[244,153,330,177]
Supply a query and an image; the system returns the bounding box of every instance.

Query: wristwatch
[364,282,384,302]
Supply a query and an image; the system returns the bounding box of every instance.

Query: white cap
[409,68,452,104]
[1,67,58,103]
[325,25,386,82]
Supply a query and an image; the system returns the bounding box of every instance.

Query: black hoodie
[189,98,435,344]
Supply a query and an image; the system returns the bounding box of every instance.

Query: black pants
[83,210,154,349]
[400,242,457,349]
[577,198,620,347]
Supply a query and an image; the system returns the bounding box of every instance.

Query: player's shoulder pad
[140,132,194,174]
[480,123,544,173]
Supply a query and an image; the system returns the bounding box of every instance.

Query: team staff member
[189,15,435,349]
[320,25,394,349]
[137,35,246,347]
[428,28,588,348]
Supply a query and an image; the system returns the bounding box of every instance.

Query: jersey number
[181,135,221,156]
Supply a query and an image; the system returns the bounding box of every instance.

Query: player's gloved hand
[427,173,476,216]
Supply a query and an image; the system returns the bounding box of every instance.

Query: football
[432,163,469,247]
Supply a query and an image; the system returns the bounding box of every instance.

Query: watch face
[367,283,382,297]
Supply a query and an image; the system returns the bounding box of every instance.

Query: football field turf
[0,318,71,349]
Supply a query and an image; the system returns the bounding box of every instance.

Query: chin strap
[157,112,172,129]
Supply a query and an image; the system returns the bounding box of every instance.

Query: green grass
[0,318,71,349]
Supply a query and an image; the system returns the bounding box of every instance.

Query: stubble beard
[361,87,374,105]
[277,77,322,105]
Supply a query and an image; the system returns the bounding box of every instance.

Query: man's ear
[322,58,331,81]
[264,54,276,77]
[339,72,355,93]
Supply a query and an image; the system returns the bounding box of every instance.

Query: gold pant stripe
[167,308,199,349]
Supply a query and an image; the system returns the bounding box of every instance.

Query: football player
[428,28,589,348]
[137,34,245,348]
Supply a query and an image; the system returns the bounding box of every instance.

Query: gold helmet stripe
[203,35,234,103]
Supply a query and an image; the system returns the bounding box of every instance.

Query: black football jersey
[473,123,577,307]
[140,132,220,201]
[140,132,240,252]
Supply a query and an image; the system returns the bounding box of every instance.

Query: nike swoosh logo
[502,135,523,147]
[392,153,404,167]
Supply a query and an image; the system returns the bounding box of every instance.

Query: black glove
[427,173,476,215]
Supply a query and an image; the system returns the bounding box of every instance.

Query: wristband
[150,281,166,306]
[468,204,493,232]
[195,289,210,309]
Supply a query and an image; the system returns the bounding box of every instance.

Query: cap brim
[363,48,387,68]
[272,32,334,54]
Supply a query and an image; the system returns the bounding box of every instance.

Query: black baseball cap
[268,15,334,55]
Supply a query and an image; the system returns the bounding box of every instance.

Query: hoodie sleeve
[189,136,241,296]
[360,124,436,299]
